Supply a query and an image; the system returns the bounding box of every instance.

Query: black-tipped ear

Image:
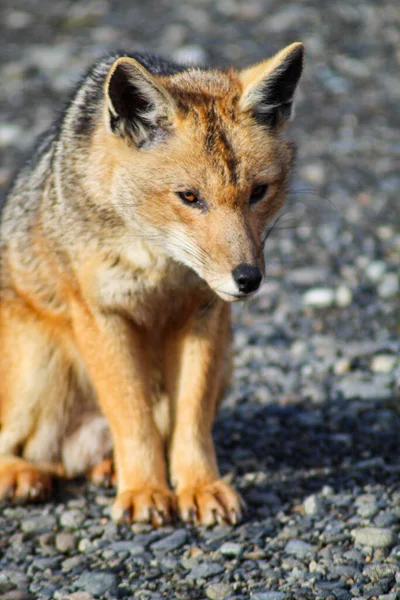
[240,43,304,130]
[105,57,176,147]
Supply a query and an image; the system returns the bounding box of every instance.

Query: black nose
[232,263,263,294]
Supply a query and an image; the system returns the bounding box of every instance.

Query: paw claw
[177,480,243,527]
[112,487,175,525]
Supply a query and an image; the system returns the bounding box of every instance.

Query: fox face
[94,43,304,301]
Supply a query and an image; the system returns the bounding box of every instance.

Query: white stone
[334,358,351,374]
[378,273,399,298]
[303,288,335,308]
[0,124,21,147]
[301,163,326,185]
[351,527,395,548]
[371,354,397,373]
[304,494,324,516]
[365,260,387,282]
[336,285,353,307]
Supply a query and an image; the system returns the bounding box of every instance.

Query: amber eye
[250,183,268,205]
[177,191,200,205]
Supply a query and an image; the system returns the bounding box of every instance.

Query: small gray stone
[60,510,85,529]
[251,593,286,600]
[66,594,95,600]
[284,539,313,559]
[150,529,188,552]
[74,572,117,597]
[109,541,146,555]
[219,542,244,557]
[304,494,324,516]
[205,582,233,600]
[288,267,329,287]
[351,527,396,548]
[363,563,399,582]
[357,501,379,518]
[378,273,399,298]
[188,562,224,580]
[62,555,86,572]
[336,378,392,401]
[365,260,387,282]
[0,592,34,600]
[21,515,57,534]
[375,511,399,528]
[55,532,77,553]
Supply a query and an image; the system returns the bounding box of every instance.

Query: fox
[0,42,304,526]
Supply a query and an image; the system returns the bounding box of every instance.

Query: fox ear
[105,57,176,147]
[240,42,304,130]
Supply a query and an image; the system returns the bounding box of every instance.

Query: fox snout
[204,261,264,302]
[232,263,263,295]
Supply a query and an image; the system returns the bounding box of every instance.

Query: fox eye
[177,191,201,206]
[250,183,268,205]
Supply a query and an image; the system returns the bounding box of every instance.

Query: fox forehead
[154,69,290,192]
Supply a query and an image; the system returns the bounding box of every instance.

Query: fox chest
[94,257,207,326]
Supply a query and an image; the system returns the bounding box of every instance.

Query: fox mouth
[213,289,258,302]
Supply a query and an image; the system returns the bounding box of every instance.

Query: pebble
[205,582,233,600]
[333,358,351,374]
[351,527,396,548]
[303,287,336,308]
[336,378,393,401]
[219,542,244,557]
[73,572,117,597]
[0,124,22,147]
[304,494,324,516]
[60,510,85,529]
[374,511,398,528]
[365,260,387,282]
[357,500,379,518]
[62,556,85,572]
[0,593,34,600]
[288,267,329,286]
[188,563,224,580]
[284,540,313,559]
[55,533,77,553]
[335,284,352,307]
[378,273,399,298]
[251,593,286,600]
[21,515,57,534]
[151,530,188,552]
[66,594,95,600]
[371,354,397,373]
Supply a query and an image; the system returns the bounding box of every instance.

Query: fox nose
[232,263,263,294]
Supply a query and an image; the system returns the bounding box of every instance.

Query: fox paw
[88,458,116,488]
[112,487,176,527]
[177,480,245,526]
[0,460,52,504]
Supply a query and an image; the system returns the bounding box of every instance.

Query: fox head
[92,43,304,301]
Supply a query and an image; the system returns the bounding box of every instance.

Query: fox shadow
[55,393,400,520]
[214,394,400,517]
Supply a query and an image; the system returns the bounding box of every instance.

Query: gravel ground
[1,0,400,599]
